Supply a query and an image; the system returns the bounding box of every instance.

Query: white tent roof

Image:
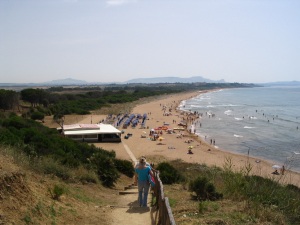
[62,123,121,136]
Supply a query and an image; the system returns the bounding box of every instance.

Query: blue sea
[180,87,300,172]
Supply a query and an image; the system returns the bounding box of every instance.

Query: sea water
[180,87,300,172]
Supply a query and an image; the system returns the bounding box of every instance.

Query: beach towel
[148,174,155,187]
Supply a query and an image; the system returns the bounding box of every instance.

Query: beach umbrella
[158,137,165,141]
[272,165,281,169]
[188,145,193,149]
[142,131,147,134]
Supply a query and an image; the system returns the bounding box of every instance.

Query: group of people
[272,165,285,175]
[134,157,155,207]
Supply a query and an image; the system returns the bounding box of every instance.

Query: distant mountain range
[0,77,299,87]
[259,80,300,87]
[42,78,88,85]
[126,76,226,84]
[0,76,226,87]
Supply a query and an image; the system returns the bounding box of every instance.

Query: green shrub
[30,111,45,120]
[0,127,22,146]
[114,158,134,177]
[39,158,71,180]
[90,152,119,187]
[286,184,300,193]
[156,162,183,184]
[79,172,98,184]
[189,176,223,201]
[49,184,65,200]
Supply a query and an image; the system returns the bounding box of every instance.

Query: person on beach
[272,169,279,175]
[135,157,153,207]
[281,165,285,175]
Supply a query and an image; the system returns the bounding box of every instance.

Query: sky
[1,0,300,84]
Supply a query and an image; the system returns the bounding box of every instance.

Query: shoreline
[44,90,300,187]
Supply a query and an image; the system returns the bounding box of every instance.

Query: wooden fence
[152,171,176,225]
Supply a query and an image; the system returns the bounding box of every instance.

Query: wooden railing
[152,171,176,225]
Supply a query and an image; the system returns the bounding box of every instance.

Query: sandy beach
[44,91,300,187]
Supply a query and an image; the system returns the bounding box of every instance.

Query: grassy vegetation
[14,83,256,120]
[157,160,300,225]
[0,112,134,187]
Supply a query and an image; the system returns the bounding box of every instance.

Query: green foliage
[219,169,300,224]
[0,114,134,186]
[2,114,31,129]
[243,175,300,223]
[30,111,45,120]
[49,184,65,200]
[198,201,220,214]
[20,88,49,107]
[19,83,254,118]
[0,127,22,145]
[90,152,119,187]
[0,89,19,111]
[189,176,223,201]
[22,214,32,225]
[114,158,135,178]
[167,159,300,224]
[40,158,71,180]
[78,171,98,184]
[156,162,183,184]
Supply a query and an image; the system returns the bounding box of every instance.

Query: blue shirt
[135,166,151,181]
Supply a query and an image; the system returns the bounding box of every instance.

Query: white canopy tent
[59,123,122,142]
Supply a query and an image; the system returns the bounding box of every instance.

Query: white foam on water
[235,117,243,120]
[224,110,232,115]
[249,116,257,119]
[244,126,255,129]
[234,134,243,138]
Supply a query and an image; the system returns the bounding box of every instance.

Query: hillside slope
[0,147,129,225]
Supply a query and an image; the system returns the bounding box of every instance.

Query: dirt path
[109,143,157,225]
[110,192,157,225]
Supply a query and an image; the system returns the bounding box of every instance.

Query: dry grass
[164,183,286,225]
[155,159,289,225]
[0,145,132,225]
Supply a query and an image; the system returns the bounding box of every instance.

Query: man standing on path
[135,157,153,207]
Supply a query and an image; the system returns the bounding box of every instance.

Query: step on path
[109,144,155,225]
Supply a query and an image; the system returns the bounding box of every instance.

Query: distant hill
[0,76,226,88]
[2,77,299,88]
[261,81,300,87]
[0,78,89,87]
[41,78,88,85]
[126,76,226,84]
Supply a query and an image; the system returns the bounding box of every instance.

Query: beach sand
[44,91,300,187]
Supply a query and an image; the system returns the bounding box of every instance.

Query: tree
[0,89,19,111]
[20,88,48,107]
[30,111,45,121]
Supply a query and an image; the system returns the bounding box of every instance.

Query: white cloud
[106,0,137,6]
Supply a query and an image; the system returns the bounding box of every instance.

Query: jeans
[138,180,150,207]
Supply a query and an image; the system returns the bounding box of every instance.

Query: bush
[156,162,183,184]
[114,158,135,178]
[189,176,223,201]
[30,111,45,121]
[39,158,71,180]
[49,184,65,200]
[90,152,119,187]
